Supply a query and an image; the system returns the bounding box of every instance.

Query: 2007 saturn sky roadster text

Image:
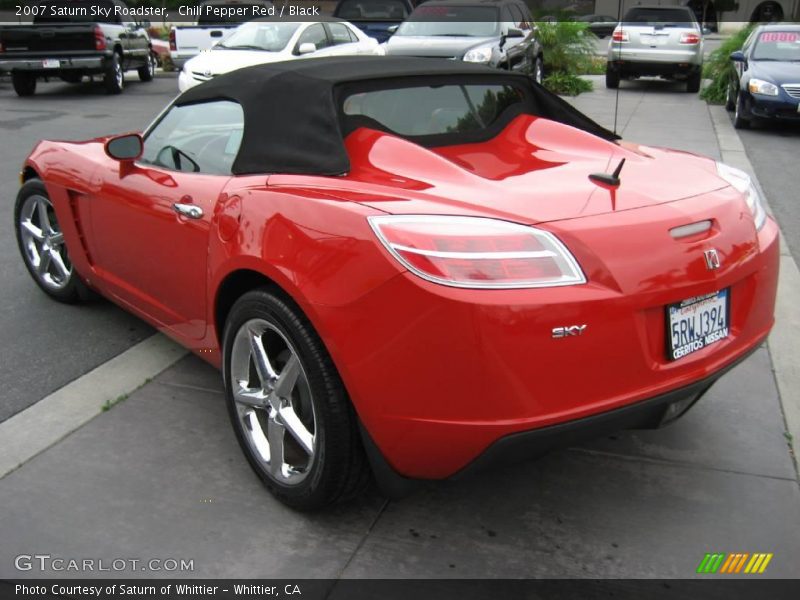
[14,57,779,509]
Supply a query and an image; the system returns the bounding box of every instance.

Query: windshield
[752,31,800,61]
[216,22,300,51]
[335,0,410,20]
[342,83,525,137]
[622,7,695,27]
[396,6,499,37]
[34,1,120,23]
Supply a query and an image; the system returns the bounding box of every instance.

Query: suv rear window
[622,7,695,26]
[341,82,527,139]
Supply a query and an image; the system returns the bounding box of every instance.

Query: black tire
[14,179,88,303]
[605,65,620,89]
[686,71,701,93]
[733,91,750,129]
[12,72,36,97]
[104,53,124,94]
[138,52,156,82]
[60,73,83,84]
[223,288,370,510]
[725,80,737,111]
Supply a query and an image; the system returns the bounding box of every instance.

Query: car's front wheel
[733,91,751,129]
[223,289,370,510]
[15,179,83,303]
[138,52,156,82]
[533,56,544,85]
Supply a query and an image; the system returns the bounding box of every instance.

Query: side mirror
[298,42,316,55]
[730,50,745,62]
[506,27,525,38]
[105,133,143,161]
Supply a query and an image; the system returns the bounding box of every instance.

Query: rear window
[397,6,500,37]
[622,7,695,27]
[341,83,527,139]
[753,30,800,60]
[335,0,410,20]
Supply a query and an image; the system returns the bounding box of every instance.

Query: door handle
[173,203,203,219]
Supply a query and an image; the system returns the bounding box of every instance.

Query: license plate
[42,59,60,68]
[667,289,729,361]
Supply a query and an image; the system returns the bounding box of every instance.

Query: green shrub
[700,25,755,104]
[543,72,593,96]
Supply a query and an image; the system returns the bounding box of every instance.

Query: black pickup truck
[0,0,155,96]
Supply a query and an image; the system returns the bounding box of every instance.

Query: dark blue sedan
[727,24,800,129]
[333,0,417,44]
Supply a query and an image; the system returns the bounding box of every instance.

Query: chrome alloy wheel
[115,59,124,89]
[230,319,317,486]
[18,194,72,290]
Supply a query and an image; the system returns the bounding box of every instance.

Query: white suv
[606,5,704,93]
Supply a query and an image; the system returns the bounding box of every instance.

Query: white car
[178,19,383,91]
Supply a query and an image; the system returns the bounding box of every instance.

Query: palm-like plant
[535,20,597,95]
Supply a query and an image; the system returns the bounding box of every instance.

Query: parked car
[332,0,416,44]
[14,56,778,509]
[606,4,704,93]
[169,0,273,70]
[178,19,382,91]
[727,24,800,129]
[382,0,544,82]
[0,0,155,96]
[150,38,171,68]
[575,14,618,39]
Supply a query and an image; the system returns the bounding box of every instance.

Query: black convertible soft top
[175,56,618,176]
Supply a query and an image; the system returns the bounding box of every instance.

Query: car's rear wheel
[733,91,750,129]
[605,65,620,89]
[725,80,737,111]
[104,53,124,94]
[15,179,83,303]
[223,289,370,510]
[12,72,37,97]
[686,71,701,93]
[138,52,156,82]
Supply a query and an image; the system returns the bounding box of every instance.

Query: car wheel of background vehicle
[733,91,750,129]
[104,53,124,94]
[686,71,701,93]
[14,179,86,303]
[533,56,544,85]
[605,65,620,89]
[223,289,370,510]
[725,80,736,111]
[12,72,36,97]
[138,52,156,82]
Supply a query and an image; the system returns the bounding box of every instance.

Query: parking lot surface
[0,71,798,579]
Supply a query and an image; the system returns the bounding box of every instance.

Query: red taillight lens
[369,216,586,289]
[680,32,700,44]
[169,28,176,52]
[612,30,628,43]
[94,25,106,51]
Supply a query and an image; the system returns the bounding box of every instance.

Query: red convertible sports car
[15,57,779,509]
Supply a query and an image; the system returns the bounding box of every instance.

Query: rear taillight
[94,25,106,51]
[368,216,586,289]
[612,30,628,43]
[680,32,700,44]
[169,28,176,52]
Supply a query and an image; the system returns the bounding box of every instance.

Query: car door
[293,23,332,57]
[88,100,244,339]
[324,22,371,55]
[502,4,530,72]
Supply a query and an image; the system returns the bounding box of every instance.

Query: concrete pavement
[1,75,799,579]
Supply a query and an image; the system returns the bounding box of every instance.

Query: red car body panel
[24,114,779,480]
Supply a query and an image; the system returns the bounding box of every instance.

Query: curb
[0,334,187,479]
[709,104,800,474]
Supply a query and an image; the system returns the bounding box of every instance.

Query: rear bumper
[314,197,780,480]
[608,46,703,66]
[0,56,107,73]
[607,59,701,77]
